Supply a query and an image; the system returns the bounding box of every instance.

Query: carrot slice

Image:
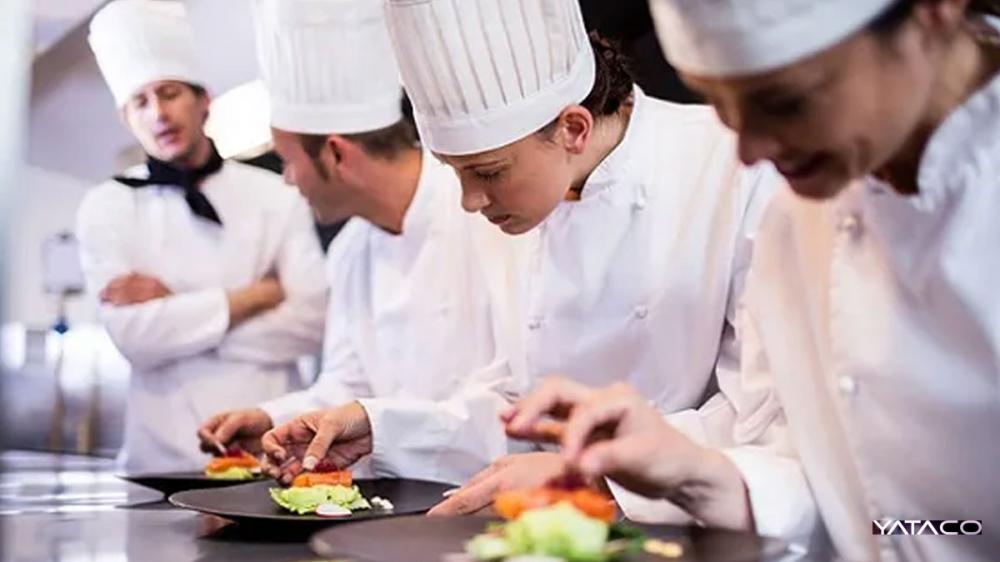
[206,453,259,473]
[292,470,353,488]
[568,488,616,522]
[494,486,615,522]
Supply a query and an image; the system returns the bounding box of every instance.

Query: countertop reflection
[0,450,316,562]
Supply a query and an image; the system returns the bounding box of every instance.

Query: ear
[325,134,348,166]
[553,105,593,156]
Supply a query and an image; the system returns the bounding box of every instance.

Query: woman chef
[506,0,1000,560]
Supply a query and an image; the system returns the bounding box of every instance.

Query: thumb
[302,416,339,470]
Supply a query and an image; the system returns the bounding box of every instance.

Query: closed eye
[474,169,504,182]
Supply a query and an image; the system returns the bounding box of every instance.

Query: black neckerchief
[114,141,225,225]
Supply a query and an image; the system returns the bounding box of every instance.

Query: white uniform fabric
[511,88,778,444]
[648,0,896,76]
[260,154,522,485]
[89,0,205,106]
[383,0,595,155]
[341,88,780,488]
[76,161,328,473]
[252,0,402,134]
[722,71,1000,561]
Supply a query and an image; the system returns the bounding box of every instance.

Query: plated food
[204,447,262,481]
[465,476,651,562]
[170,478,449,525]
[268,462,393,517]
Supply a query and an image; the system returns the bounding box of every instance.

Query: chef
[266,0,782,514]
[199,0,522,485]
[503,0,1000,560]
[78,0,328,472]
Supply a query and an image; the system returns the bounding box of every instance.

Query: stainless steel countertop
[1,450,828,562]
[0,450,317,562]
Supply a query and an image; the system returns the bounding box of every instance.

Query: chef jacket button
[528,318,542,330]
[838,375,859,396]
[634,306,649,320]
[632,199,646,211]
[838,214,862,235]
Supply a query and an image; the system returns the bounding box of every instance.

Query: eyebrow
[155,83,180,95]
[745,70,836,104]
[460,159,506,171]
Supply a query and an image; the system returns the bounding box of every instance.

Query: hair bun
[582,31,636,117]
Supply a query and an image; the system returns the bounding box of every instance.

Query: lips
[154,127,181,145]
[775,154,826,179]
[486,213,511,226]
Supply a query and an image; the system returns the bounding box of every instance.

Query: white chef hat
[384,0,595,156]
[252,0,402,135]
[649,0,898,77]
[89,0,205,107]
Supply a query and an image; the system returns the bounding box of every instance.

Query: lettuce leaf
[467,502,610,561]
[269,484,371,515]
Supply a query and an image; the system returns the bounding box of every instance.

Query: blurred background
[1,0,697,458]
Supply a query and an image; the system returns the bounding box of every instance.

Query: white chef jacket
[510,87,778,437]
[360,88,781,485]
[76,159,328,473]
[259,153,521,485]
[721,71,1000,561]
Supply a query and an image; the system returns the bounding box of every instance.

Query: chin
[499,219,538,236]
[151,145,188,165]
[785,171,850,201]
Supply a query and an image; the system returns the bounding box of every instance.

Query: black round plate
[169,479,454,525]
[310,515,790,562]
[117,472,264,496]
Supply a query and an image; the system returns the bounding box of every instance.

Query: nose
[736,131,783,167]
[461,182,490,214]
[151,95,169,122]
[709,103,783,167]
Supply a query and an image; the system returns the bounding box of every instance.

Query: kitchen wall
[7,165,96,328]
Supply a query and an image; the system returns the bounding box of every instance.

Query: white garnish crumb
[371,496,395,510]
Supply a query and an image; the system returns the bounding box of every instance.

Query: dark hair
[296,117,419,162]
[188,83,209,98]
[581,31,636,117]
[537,32,636,137]
[869,0,1000,34]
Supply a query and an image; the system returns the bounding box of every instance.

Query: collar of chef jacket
[575,85,650,204]
[369,149,447,250]
[911,67,1000,212]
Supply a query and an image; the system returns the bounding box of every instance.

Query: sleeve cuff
[201,288,232,340]
[357,398,389,474]
[357,396,508,486]
[721,446,818,541]
[606,479,695,525]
